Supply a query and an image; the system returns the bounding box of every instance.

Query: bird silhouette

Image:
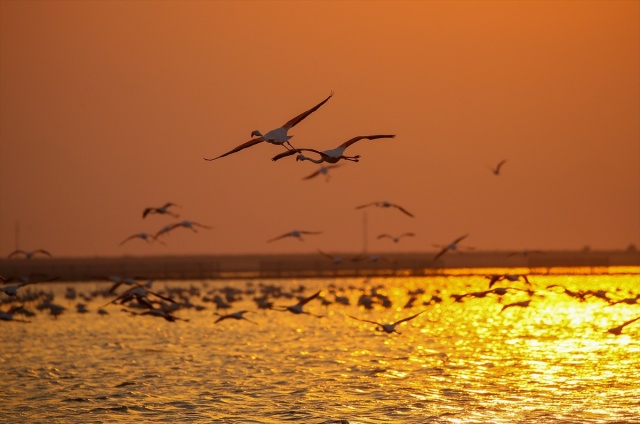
[205,92,333,160]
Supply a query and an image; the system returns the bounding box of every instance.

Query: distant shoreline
[2,249,638,282]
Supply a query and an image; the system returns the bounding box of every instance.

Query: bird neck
[299,155,323,164]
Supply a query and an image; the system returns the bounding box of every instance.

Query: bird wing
[204,137,265,161]
[302,164,341,179]
[393,310,426,325]
[300,231,322,235]
[452,234,469,244]
[8,250,26,259]
[272,148,323,162]
[142,207,155,218]
[347,315,380,326]
[148,290,176,303]
[377,234,391,240]
[393,204,415,217]
[213,315,230,324]
[495,159,507,172]
[400,233,415,238]
[621,315,640,327]
[317,249,334,260]
[193,222,212,229]
[119,235,138,246]
[298,290,322,306]
[433,247,449,261]
[34,249,52,257]
[282,92,334,129]
[355,202,376,210]
[303,168,323,179]
[267,232,292,243]
[338,134,396,149]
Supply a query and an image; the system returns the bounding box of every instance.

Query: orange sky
[1,0,638,258]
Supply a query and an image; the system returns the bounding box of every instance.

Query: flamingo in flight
[348,310,427,334]
[317,249,343,264]
[377,233,415,243]
[267,230,322,243]
[272,290,324,317]
[302,164,342,182]
[213,310,257,325]
[271,134,396,164]
[204,92,333,161]
[8,249,51,259]
[143,202,180,218]
[355,201,414,218]
[607,315,640,335]
[488,159,507,176]
[433,234,470,261]
[1,280,39,297]
[159,220,213,236]
[119,232,164,246]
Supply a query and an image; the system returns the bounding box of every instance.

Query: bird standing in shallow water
[205,92,333,160]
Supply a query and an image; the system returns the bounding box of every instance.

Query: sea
[1,267,639,423]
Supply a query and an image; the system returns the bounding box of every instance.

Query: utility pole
[15,220,20,250]
[362,211,368,253]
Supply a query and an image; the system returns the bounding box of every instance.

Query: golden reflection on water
[1,268,639,422]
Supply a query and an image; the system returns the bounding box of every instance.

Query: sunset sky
[1,0,638,258]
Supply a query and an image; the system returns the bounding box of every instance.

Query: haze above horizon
[1,1,638,258]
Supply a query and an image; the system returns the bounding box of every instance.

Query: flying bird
[500,299,532,313]
[143,202,180,218]
[272,290,324,317]
[377,233,415,243]
[355,201,414,218]
[122,307,188,322]
[1,280,39,297]
[8,249,51,259]
[317,249,343,264]
[433,234,470,261]
[119,232,164,246]
[302,164,342,182]
[104,285,175,309]
[506,249,546,257]
[267,230,322,243]
[607,315,640,335]
[271,134,396,164]
[488,159,507,176]
[348,310,427,334]
[204,92,333,161]
[213,310,257,325]
[159,220,213,236]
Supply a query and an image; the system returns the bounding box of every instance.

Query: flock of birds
[1,268,639,337]
[124,93,487,255]
[2,92,637,337]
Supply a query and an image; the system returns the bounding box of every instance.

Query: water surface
[2,268,639,423]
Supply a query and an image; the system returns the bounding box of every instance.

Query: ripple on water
[2,273,640,423]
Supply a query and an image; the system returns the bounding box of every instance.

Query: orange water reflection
[1,268,639,422]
